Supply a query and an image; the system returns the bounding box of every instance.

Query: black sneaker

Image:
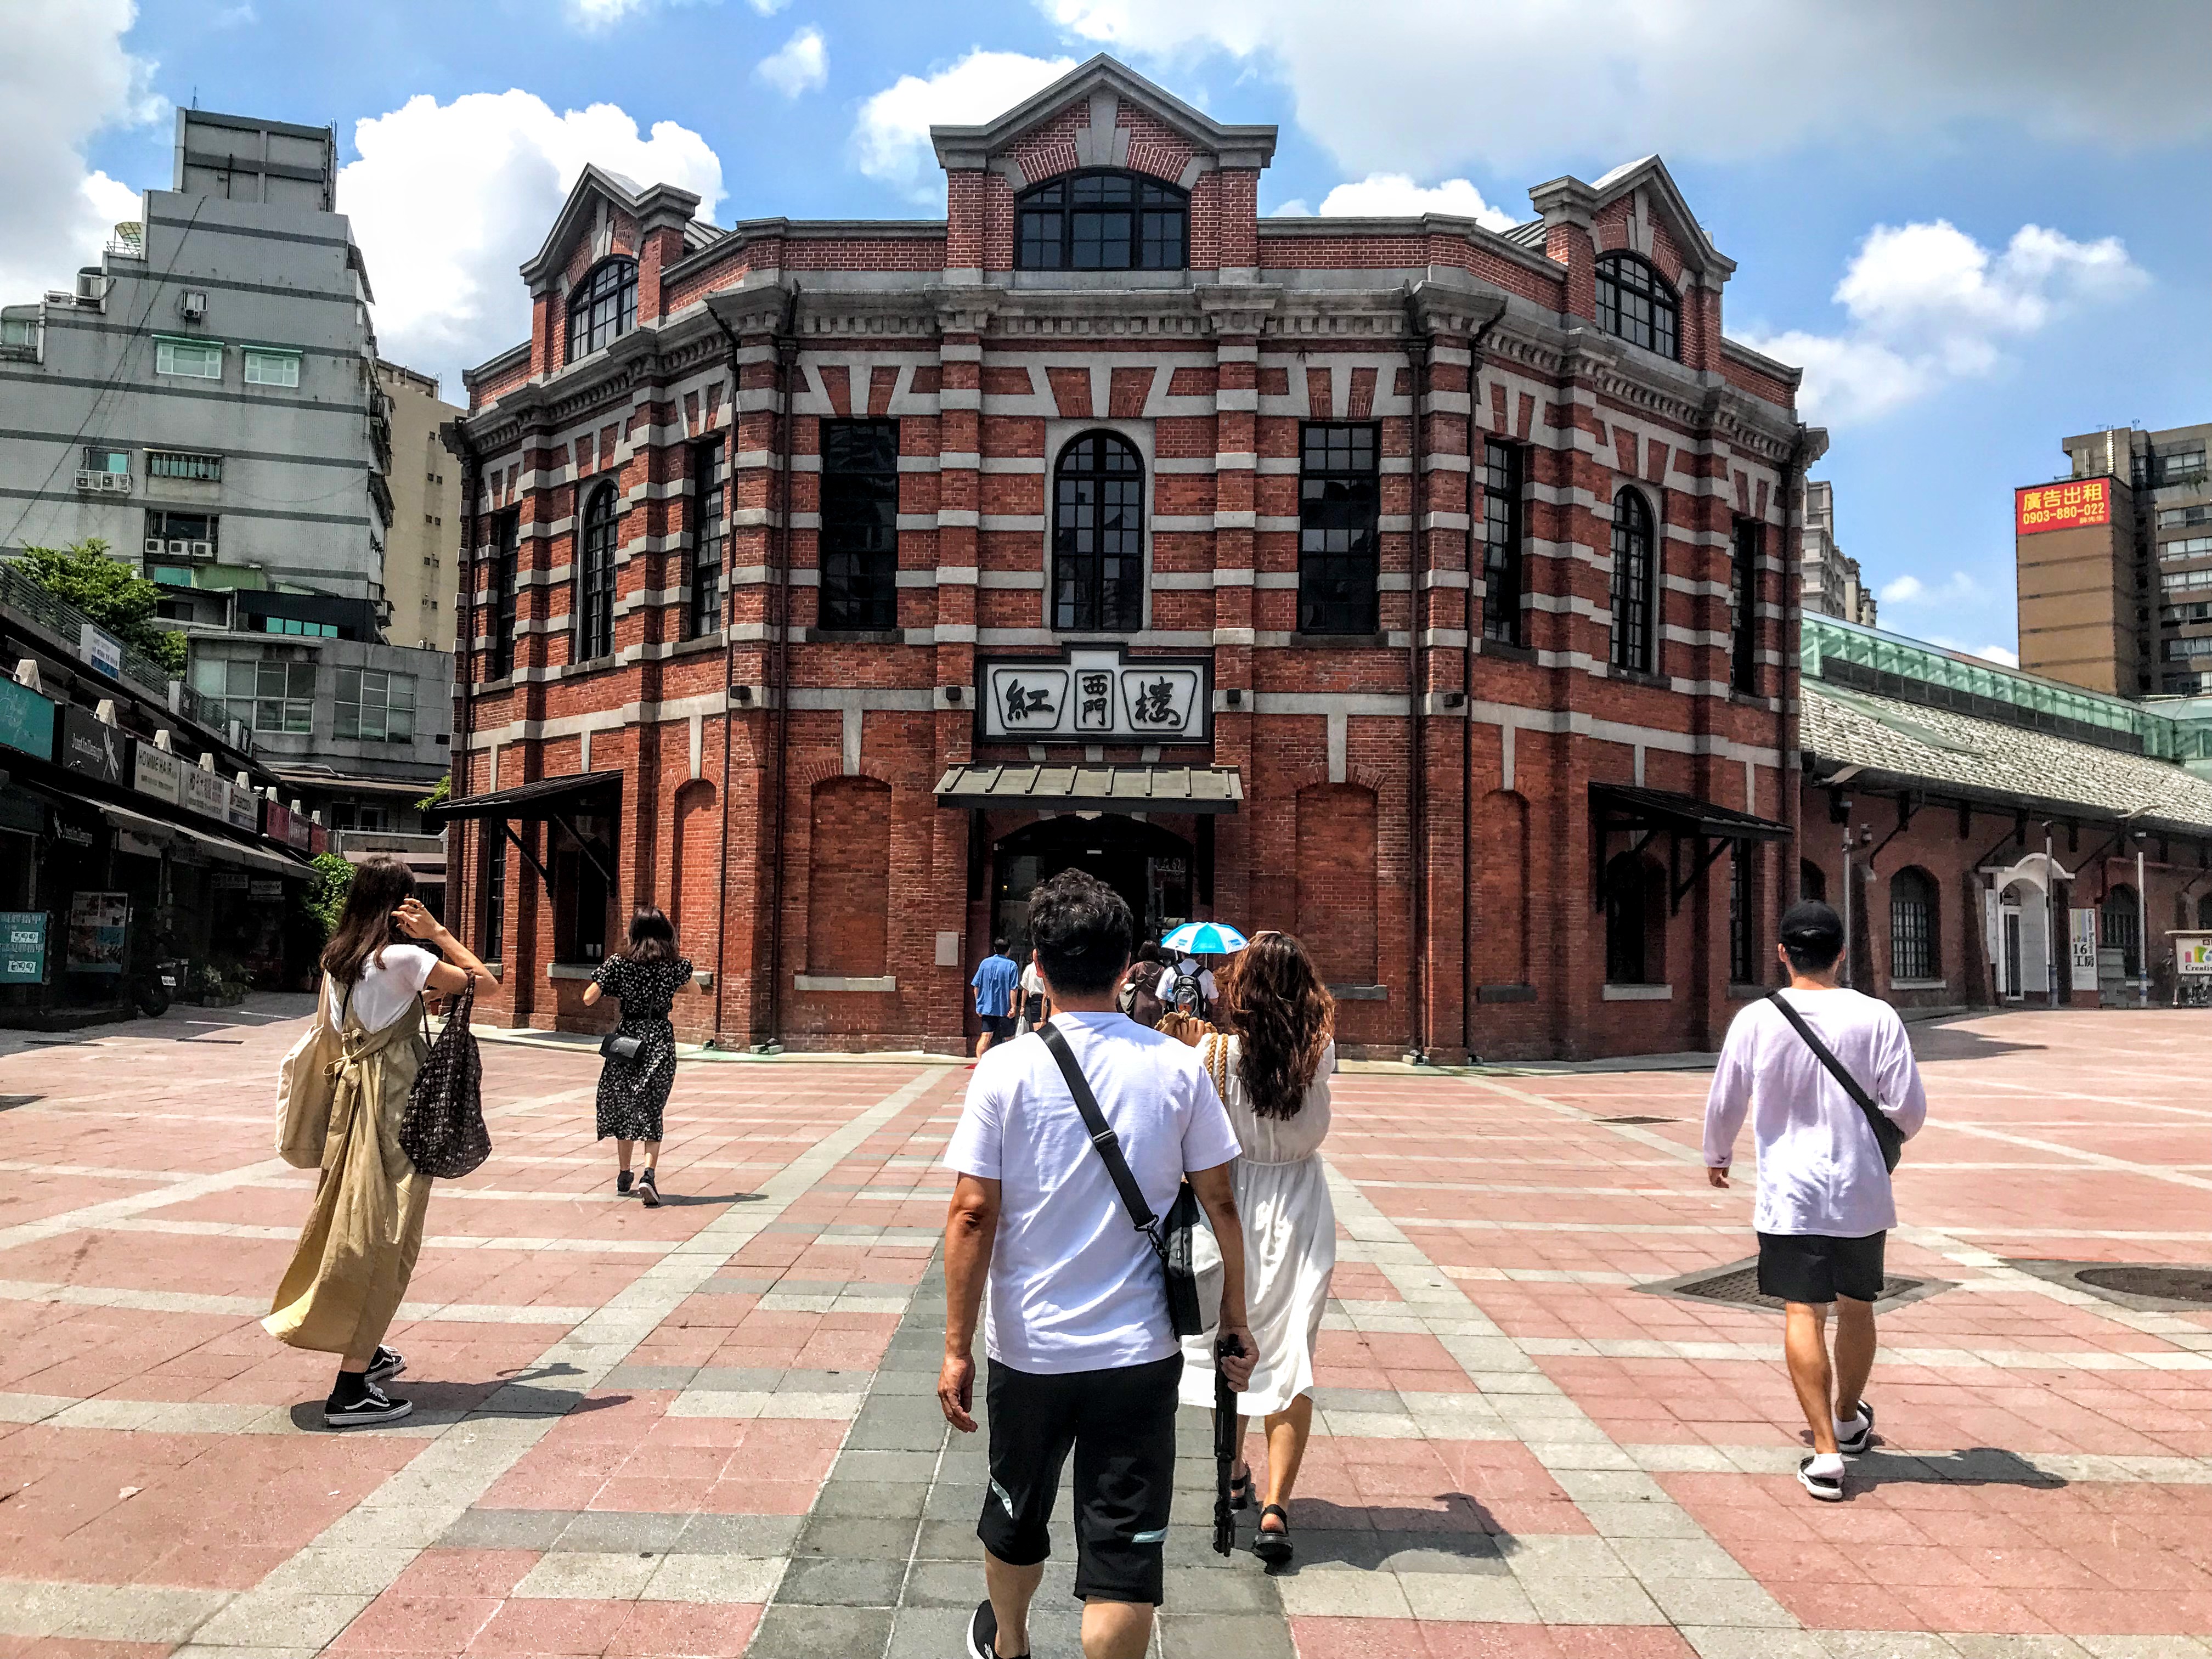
[324,1381,414,1429]
[365,1345,405,1384]
[966,1599,1004,1659]
[1836,1400,1875,1457]
[616,1169,634,1195]
[639,1169,661,1208]
[1797,1455,1843,1502]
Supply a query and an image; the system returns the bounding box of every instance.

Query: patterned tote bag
[399,972,490,1178]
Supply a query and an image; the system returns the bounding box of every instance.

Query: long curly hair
[1218,932,1334,1119]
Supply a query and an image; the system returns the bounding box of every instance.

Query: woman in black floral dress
[582,909,694,1206]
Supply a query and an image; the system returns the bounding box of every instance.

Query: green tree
[307,852,353,941]
[15,539,187,675]
[415,774,450,812]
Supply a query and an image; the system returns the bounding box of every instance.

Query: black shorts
[979,1353,1180,1604]
[980,1014,1016,1042]
[1758,1230,1886,1304]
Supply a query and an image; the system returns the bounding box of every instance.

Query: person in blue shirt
[972,938,1021,1056]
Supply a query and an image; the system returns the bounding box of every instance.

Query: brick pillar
[1200,290,1271,932]
[934,301,989,1048]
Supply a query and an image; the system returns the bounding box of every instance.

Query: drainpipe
[447,419,479,939]
[1401,303,1429,1064]
[706,308,743,1047]
[763,286,800,1049]
[1780,431,1811,913]
[2136,837,2150,1008]
[2044,822,2059,1009]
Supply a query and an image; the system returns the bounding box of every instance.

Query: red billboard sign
[2017,477,2113,535]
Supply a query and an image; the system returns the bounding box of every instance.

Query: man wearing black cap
[1703,900,1928,1501]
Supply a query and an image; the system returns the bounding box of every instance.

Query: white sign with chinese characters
[978,647,1209,745]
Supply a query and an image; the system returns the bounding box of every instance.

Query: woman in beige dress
[266,857,486,1427]
[1181,931,1336,1564]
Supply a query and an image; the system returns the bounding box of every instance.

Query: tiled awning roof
[934,764,1243,814]
[1803,684,2212,835]
[1590,783,1791,840]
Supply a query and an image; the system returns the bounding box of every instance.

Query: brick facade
[443,58,1818,1060]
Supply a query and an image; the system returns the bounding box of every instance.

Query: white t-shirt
[943,1011,1242,1374]
[1155,958,1218,1005]
[1019,962,1045,1002]
[324,943,437,1035]
[1702,988,1929,1237]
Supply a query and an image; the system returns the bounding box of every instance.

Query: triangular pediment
[1531,155,1734,282]
[520,165,702,294]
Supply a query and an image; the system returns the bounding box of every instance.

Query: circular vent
[2076,1265,2212,1305]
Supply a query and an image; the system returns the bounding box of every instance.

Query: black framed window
[1604,853,1664,985]
[565,258,637,363]
[1017,172,1188,271]
[689,440,725,639]
[1609,488,1657,674]
[488,510,519,679]
[575,484,616,662]
[1052,431,1145,632]
[1299,422,1381,635]
[2101,885,2141,979]
[820,419,899,632]
[483,829,506,963]
[1729,517,1759,694]
[1594,253,1680,360]
[1481,441,1525,646]
[1890,867,1939,981]
[1729,843,1756,985]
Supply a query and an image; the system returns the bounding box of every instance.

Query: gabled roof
[519,165,703,292]
[930,53,1276,173]
[1528,154,1734,281]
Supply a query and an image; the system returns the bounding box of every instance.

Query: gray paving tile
[816,1479,930,1519]
[924,1481,986,1521]
[900,1561,995,1610]
[775,1278,854,1294]
[698,1275,779,1295]
[831,1449,941,1482]
[676,1513,806,1556]
[780,1367,872,1393]
[1156,1566,1279,1614]
[845,1416,951,1452]
[794,1514,918,1560]
[1156,1611,1297,1659]
[438,1507,572,1550]
[865,1369,939,1397]
[762,1222,826,1235]
[912,1519,979,1561]
[1311,1387,1405,1413]
[775,1555,908,1607]
[690,1365,786,1392]
[550,1510,690,1553]
[599,1364,700,1390]
[744,1604,895,1659]
[885,1606,1085,1659]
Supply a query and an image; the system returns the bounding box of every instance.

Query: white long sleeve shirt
[1702,988,1928,1237]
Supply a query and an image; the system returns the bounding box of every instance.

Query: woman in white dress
[1181,931,1336,1564]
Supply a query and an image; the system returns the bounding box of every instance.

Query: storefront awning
[1590,783,1791,842]
[423,769,624,822]
[934,764,1243,814]
[172,823,316,881]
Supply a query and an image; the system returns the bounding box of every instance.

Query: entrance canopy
[935,763,1242,814]
[1590,783,1791,843]
[425,769,623,822]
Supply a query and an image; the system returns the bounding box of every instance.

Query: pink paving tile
[329,1593,503,1654]
[604,1601,763,1658]
[465,1595,641,1655]
[390,1549,543,1599]
[0,1640,176,1658]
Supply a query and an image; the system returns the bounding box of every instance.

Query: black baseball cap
[1779,900,1845,959]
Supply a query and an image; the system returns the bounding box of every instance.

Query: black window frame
[2101,885,2142,979]
[575,483,617,663]
[819,418,900,633]
[1729,517,1760,694]
[565,258,638,364]
[1052,429,1146,634]
[488,509,520,680]
[1729,842,1757,985]
[1298,421,1381,636]
[1609,487,1657,675]
[1604,853,1662,985]
[1890,866,1939,981]
[482,828,506,964]
[1481,439,1525,646]
[1016,170,1189,272]
[688,438,726,640]
[1594,252,1680,360]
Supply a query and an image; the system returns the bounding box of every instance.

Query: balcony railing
[0,560,228,736]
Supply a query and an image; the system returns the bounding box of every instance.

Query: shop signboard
[211,872,250,893]
[66,891,128,974]
[78,623,125,681]
[286,812,311,851]
[2178,935,2212,977]
[264,801,292,845]
[0,790,44,837]
[977,646,1210,744]
[2068,909,2100,992]
[0,912,47,985]
[134,743,182,805]
[59,706,127,786]
[249,879,284,902]
[222,777,258,834]
[0,677,55,761]
[183,763,227,820]
[2016,477,2113,535]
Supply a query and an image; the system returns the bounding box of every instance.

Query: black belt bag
[1039,1020,1208,1338]
[600,1031,643,1063]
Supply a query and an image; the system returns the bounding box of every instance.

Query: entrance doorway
[992,816,1192,961]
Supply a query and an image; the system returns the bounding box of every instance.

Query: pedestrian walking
[584,909,694,1207]
[1703,899,1928,1501]
[1181,931,1336,1564]
[939,870,1256,1659]
[972,936,1020,1056]
[266,857,489,1428]
[1015,953,1052,1034]
[1118,941,1166,1026]
[1155,950,1217,1021]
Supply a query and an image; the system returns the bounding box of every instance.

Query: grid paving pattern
[2,1000,2209,1657]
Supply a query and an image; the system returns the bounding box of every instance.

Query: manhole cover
[1597,1115,1675,1125]
[2077,1266,2212,1305]
[1635,1256,1951,1314]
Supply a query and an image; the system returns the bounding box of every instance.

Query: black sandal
[1228,1468,1252,1511]
[1252,1503,1293,1565]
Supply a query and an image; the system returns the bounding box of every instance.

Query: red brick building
[437,57,1821,1060]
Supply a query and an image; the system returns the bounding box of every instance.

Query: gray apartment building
[1793,478,1878,627]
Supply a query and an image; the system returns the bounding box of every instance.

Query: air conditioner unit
[75,270,103,304]
[166,539,190,556]
[187,540,213,558]
[76,469,99,490]
[143,536,164,555]
[179,291,208,322]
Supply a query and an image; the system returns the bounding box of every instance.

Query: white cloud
[567,0,650,30]
[757,26,827,98]
[748,0,790,10]
[336,92,724,391]
[0,0,164,306]
[1039,1,2212,176]
[1880,571,1985,607]
[1310,173,1516,229]
[1741,221,2146,427]
[1928,635,2021,669]
[854,49,1076,202]
[1880,575,1925,604]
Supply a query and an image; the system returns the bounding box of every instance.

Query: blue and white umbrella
[1160,921,1249,955]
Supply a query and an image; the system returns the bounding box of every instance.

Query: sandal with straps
[1228,1467,1252,1511]
[1253,1503,1293,1565]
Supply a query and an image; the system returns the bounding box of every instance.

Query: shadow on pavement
[1906,1022,2048,1062]
[1843,1446,2066,1492]
[652,1190,767,1207]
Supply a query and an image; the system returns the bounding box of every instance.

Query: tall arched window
[1604,852,1667,985]
[575,484,616,662]
[1594,253,1679,359]
[1609,488,1657,674]
[1890,866,1940,981]
[1053,431,1144,632]
[1799,859,1827,905]
[2102,884,2142,980]
[566,258,637,363]
[1017,172,1187,270]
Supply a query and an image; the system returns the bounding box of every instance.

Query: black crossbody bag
[1766,991,1904,1173]
[1037,1020,1207,1338]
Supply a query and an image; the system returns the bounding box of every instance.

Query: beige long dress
[264,985,432,1361]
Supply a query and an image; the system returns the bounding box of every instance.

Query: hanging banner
[134,743,182,805]
[66,891,128,973]
[2069,909,2100,991]
[0,912,47,985]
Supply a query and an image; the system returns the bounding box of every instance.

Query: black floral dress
[592,953,692,1142]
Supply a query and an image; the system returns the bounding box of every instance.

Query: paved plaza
[3,1002,2210,1658]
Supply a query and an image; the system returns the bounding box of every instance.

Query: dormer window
[1017,171,1187,272]
[1594,253,1679,360]
[566,258,637,363]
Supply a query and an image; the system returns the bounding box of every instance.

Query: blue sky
[11,0,2211,664]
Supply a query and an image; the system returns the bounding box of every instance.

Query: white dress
[1180,1034,1336,1417]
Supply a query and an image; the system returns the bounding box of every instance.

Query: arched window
[2199,891,2212,931]
[1052,431,1144,632]
[2102,884,2142,980]
[1609,488,1657,674]
[566,258,637,363]
[1604,853,1666,985]
[1017,171,1187,271]
[575,484,616,662]
[1799,859,1827,905]
[1594,253,1679,359]
[1890,866,1940,981]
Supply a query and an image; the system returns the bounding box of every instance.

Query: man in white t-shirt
[940,870,1255,1659]
[1153,954,1216,1017]
[1703,899,1927,1502]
